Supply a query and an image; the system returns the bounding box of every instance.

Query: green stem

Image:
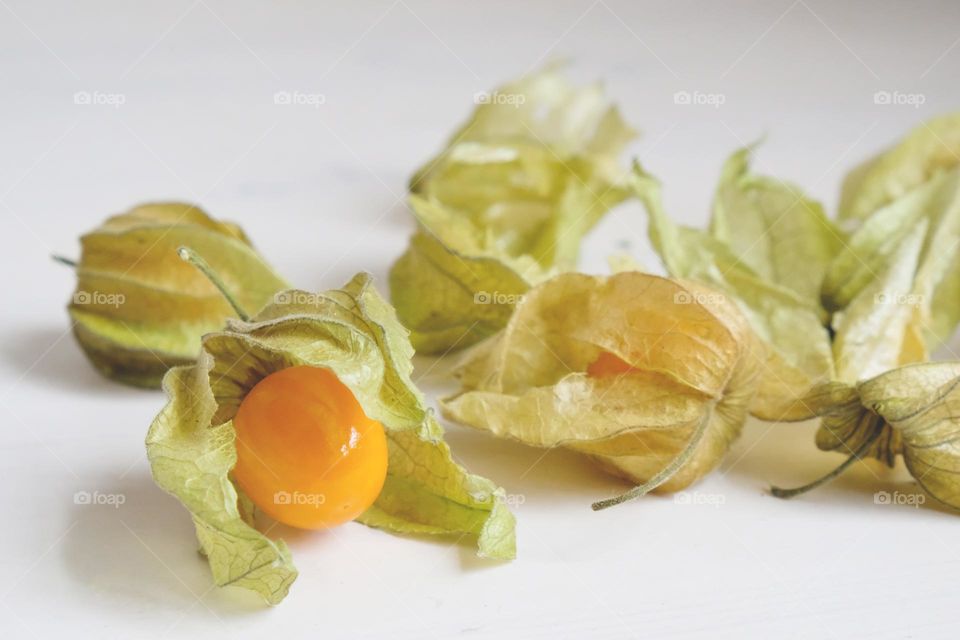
[770,427,883,499]
[52,255,77,268]
[592,413,710,511]
[177,246,251,321]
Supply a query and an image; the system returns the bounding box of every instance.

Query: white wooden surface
[2,1,958,638]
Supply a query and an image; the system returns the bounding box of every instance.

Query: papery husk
[632,155,838,421]
[782,363,960,510]
[146,274,516,604]
[822,115,960,381]
[838,112,960,230]
[67,202,288,387]
[391,65,637,354]
[442,271,764,506]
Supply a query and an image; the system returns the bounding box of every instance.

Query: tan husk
[442,271,764,508]
[630,156,839,422]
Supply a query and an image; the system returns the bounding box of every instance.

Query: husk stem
[770,426,883,499]
[592,412,711,511]
[52,255,77,267]
[177,245,251,321]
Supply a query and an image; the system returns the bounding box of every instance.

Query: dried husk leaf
[68,203,288,388]
[830,220,930,382]
[148,351,298,604]
[388,196,541,353]
[795,363,960,510]
[710,146,842,307]
[838,112,960,230]
[822,117,960,374]
[391,65,637,354]
[146,273,516,604]
[442,271,763,505]
[632,156,837,421]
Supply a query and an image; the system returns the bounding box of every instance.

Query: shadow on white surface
[61,470,271,617]
[723,418,959,519]
[442,424,630,508]
[0,325,128,395]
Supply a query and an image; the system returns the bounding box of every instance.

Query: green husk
[391,65,637,353]
[66,202,288,388]
[822,115,960,381]
[772,363,960,510]
[146,273,516,605]
[632,150,838,421]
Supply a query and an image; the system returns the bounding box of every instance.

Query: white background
[2,1,959,638]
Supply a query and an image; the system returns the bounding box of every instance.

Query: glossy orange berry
[231,365,389,529]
